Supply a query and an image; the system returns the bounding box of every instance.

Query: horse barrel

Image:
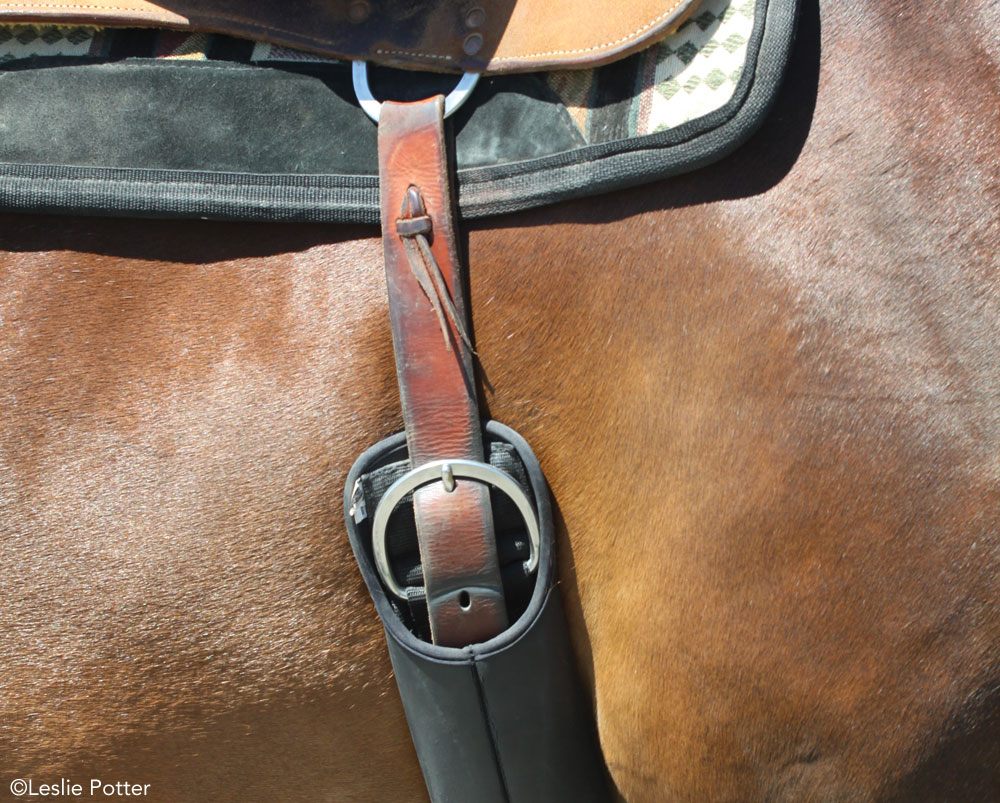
[0,0,805,799]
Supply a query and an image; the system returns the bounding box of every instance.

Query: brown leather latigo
[378,97,508,646]
[0,0,699,74]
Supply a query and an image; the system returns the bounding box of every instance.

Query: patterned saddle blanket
[0,0,798,223]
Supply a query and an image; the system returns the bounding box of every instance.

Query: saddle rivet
[463,33,483,56]
[348,1,370,23]
[465,7,486,28]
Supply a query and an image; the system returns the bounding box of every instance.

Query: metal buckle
[371,459,540,600]
[352,61,480,124]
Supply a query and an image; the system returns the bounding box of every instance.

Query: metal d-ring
[352,61,480,124]
[371,458,540,600]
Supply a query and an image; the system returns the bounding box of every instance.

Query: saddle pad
[0,0,799,223]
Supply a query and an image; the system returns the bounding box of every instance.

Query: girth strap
[377,97,508,646]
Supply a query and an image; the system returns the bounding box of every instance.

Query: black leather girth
[345,423,613,803]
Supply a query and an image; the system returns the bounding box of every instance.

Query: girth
[345,68,613,801]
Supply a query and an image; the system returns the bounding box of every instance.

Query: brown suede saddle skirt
[0,0,799,222]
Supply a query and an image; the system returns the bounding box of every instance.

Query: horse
[0,0,997,799]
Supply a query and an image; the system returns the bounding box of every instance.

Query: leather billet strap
[377,97,508,647]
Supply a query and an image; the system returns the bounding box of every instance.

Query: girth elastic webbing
[377,97,507,646]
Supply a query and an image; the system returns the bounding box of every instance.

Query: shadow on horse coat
[0,0,997,799]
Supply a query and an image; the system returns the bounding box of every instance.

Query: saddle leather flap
[0,0,700,74]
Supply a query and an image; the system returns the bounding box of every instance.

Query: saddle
[0,0,697,73]
[0,2,801,800]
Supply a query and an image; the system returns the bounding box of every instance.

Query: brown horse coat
[0,0,997,799]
